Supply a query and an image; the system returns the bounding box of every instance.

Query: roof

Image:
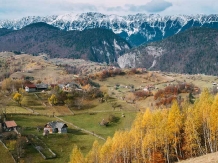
[45,121,68,129]
[36,83,48,89]
[66,82,80,88]
[24,81,36,88]
[25,84,37,88]
[5,120,17,128]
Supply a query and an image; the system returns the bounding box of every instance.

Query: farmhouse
[44,121,68,134]
[62,82,81,92]
[3,120,17,132]
[24,81,37,92]
[36,83,48,90]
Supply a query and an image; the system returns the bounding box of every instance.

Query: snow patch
[114,39,121,51]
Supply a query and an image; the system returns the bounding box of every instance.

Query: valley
[1,11,218,163]
[0,52,217,162]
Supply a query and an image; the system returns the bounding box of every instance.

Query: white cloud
[143,0,172,12]
[163,0,218,15]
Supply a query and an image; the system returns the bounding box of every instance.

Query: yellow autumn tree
[183,106,203,157]
[195,88,213,154]
[78,91,218,162]
[129,112,143,160]
[86,140,101,163]
[99,137,112,163]
[48,94,58,106]
[69,145,85,163]
[167,101,183,161]
[13,92,22,106]
[209,94,218,152]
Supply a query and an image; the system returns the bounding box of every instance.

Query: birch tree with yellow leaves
[68,89,218,163]
[69,145,85,163]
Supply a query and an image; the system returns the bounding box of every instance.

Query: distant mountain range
[1,12,218,46]
[118,27,218,75]
[0,22,130,63]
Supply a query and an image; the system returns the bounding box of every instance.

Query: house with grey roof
[44,121,68,134]
[62,82,81,92]
[36,83,48,90]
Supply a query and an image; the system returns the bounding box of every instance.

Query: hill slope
[180,152,218,163]
[118,27,218,75]
[0,22,131,63]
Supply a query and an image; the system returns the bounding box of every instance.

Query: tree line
[69,89,218,163]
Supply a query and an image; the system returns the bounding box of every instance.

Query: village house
[62,82,81,92]
[36,83,48,91]
[24,81,37,92]
[3,120,17,132]
[43,121,68,134]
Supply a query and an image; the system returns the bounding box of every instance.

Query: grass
[0,142,14,163]
[8,115,56,129]
[70,98,137,114]
[27,134,56,159]
[6,115,103,162]
[62,111,137,138]
[21,93,42,106]
[52,106,73,115]
[96,72,170,89]
[5,105,32,114]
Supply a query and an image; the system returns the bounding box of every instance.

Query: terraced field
[0,141,14,163]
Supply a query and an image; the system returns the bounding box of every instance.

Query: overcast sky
[0,0,217,20]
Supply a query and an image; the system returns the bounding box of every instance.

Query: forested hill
[0,22,131,63]
[69,89,218,163]
[118,27,218,75]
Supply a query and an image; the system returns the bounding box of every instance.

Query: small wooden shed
[3,120,17,131]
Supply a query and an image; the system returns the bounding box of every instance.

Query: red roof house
[24,81,37,92]
[4,120,17,131]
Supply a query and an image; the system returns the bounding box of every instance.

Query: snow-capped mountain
[1,12,218,46]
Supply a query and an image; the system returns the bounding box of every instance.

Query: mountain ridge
[0,22,131,63]
[1,12,218,46]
